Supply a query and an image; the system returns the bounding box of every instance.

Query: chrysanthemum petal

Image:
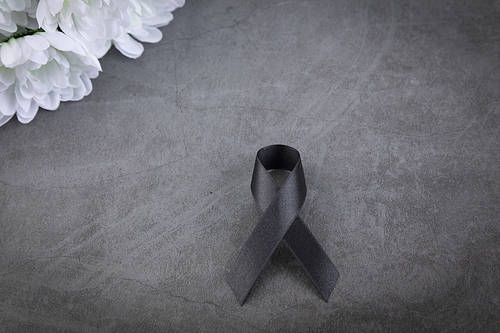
[16,98,38,123]
[1,38,22,67]
[44,31,78,52]
[24,34,50,51]
[113,33,144,59]
[131,26,162,43]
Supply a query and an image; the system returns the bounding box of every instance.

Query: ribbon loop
[226,144,339,305]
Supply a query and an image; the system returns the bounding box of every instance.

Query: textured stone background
[1,0,500,331]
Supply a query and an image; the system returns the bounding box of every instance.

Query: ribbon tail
[226,209,294,305]
[283,218,339,302]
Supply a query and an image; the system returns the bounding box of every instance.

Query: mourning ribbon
[226,144,339,305]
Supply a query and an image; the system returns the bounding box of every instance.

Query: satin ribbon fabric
[226,144,339,305]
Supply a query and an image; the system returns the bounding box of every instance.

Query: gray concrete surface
[1,0,500,331]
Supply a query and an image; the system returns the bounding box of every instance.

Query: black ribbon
[226,144,339,305]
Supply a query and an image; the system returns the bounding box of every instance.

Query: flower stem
[1,28,44,44]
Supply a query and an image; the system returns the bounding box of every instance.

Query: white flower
[36,0,128,58]
[36,0,184,59]
[0,31,101,126]
[113,0,185,58]
[0,0,38,36]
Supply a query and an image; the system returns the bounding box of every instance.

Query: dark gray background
[1,0,500,331]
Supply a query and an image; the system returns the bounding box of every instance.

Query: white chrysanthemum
[36,0,184,59]
[0,31,101,126]
[0,0,38,36]
[113,0,185,58]
[36,0,128,58]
